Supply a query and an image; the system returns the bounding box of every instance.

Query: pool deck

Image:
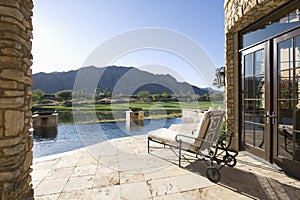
[32,134,300,199]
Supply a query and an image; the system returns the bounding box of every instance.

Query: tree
[151,94,160,102]
[137,91,149,102]
[103,88,112,97]
[32,89,45,104]
[56,90,72,102]
[95,88,101,96]
[161,92,170,99]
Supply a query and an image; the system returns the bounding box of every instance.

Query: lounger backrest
[194,110,224,150]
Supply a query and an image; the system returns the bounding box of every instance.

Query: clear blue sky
[32,0,225,87]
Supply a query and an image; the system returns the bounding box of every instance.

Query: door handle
[264,111,276,124]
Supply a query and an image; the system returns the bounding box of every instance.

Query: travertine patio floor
[32,135,300,199]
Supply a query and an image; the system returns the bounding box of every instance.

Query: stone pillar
[224,32,239,150]
[0,0,34,199]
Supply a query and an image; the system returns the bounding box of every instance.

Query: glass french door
[241,30,300,178]
[241,42,271,160]
[274,29,300,178]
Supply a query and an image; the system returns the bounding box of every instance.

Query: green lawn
[40,101,224,124]
[40,101,224,112]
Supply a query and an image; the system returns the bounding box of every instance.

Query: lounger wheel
[223,154,236,167]
[206,166,220,183]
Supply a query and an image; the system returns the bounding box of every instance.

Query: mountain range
[32,66,212,95]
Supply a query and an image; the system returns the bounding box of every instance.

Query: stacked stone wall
[224,0,289,150]
[0,0,34,199]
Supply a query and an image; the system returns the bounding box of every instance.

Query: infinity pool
[33,118,181,158]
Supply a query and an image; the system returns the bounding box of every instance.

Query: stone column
[224,32,239,150]
[0,0,34,199]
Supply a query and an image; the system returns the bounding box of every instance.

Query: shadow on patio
[182,153,300,200]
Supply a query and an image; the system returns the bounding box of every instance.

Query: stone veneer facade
[224,0,290,150]
[0,0,34,199]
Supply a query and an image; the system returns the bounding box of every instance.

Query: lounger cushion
[194,110,224,147]
[148,128,198,152]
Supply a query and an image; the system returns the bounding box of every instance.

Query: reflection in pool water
[33,118,181,158]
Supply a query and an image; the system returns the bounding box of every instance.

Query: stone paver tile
[276,175,300,184]
[144,164,189,180]
[96,143,118,157]
[63,175,94,192]
[96,163,118,174]
[59,189,92,199]
[34,193,61,200]
[34,178,68,196]
[32,159,59,170]
[54,158,79,169]
[117,151,138,163]
[76,156,98,166]
[118,159,145,171]
[120,181,152,199]
[32,180,42,190]
[90,185,121,199]
[148,173,214,197]
[59,186,121,199]
[31,169,51,182]
[199,186,252,200]
[119,171,145,184]
[93,171,120,188]
[292,181,300,188]
[98,155,119,166]
[44,166,74,181]
[118,154,171,172]
[153,186,252,200]
[71,165,97,177]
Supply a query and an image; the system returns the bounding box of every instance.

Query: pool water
[33,118,181,158]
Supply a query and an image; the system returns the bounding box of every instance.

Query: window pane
[255,76,265,99]
[295,131,300,163]
[295,109,300,162]
[245,54,253,77]
[295,36,300,67]
[278,39,293,71]
[255,50,265,75]
[278,125,293,160]
[254,124,265,149]
[279,73,293,100]
[244,77,254,99]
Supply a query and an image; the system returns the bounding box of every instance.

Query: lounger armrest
[175,134,197,142]
[175,134,216,146]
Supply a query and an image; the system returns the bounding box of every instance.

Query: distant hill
[32,66,213,95]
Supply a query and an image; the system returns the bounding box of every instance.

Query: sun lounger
[148,110,238,182]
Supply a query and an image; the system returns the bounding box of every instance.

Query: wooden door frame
[240,41,272,161]
[273,28,300,178]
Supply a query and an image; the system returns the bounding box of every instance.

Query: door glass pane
[279,72,293,99]
[255,50,265,75]
[243,48,265,149]
[296,70,300,100]
[295,36,300,68]
[295,109,300,163]
[254,100,265,148]
[244,100,254,146]
[293,37,300,162]
[245,54,253,77]
[278,39,292,71]
[278,100,293,159]
[255,76,265,99]
[277,38,296,160]
[244,77,254,98]
[255,124,265,148]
